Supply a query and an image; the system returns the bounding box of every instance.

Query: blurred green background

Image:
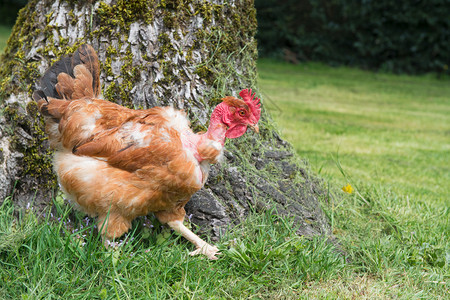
[255,0,450,75]
[0,0,26,51]
[0,0,27,26]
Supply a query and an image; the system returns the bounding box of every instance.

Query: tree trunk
[0,0,331,240]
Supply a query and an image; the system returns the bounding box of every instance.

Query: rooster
[32,44,261,259]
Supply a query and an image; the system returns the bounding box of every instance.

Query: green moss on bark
[0,0,57,190]
[91,0,258,108]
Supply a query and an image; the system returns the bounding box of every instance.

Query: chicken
[32,44,261,259]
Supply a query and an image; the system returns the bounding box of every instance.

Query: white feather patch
[161,107,191,133]
[120,121,154,147]
[54,151,106,185]
[79,110,102,139]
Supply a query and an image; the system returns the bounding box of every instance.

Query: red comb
[239,89,261,121]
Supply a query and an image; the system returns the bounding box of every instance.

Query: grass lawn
[0,24,449,298]
[258,60,449,203]
[258,59,449,298]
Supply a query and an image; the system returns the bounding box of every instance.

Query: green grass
[0,197,346,299]
[259,59,449,203]
[258,59,449,298]
[1,24,449,298]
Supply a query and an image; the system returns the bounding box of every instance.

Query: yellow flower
[342,183,353,194]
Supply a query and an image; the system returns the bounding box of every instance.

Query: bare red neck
[205,102,228,146]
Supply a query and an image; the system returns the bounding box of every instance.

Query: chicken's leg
[167,220,220,260]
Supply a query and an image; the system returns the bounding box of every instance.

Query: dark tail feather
[36,44,101,100]
[39,56,73,99]
[32,89,48,113]
[32,90,48,103]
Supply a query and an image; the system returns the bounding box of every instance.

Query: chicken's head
[220,89,261,138]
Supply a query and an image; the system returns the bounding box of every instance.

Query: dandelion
[342,183,354,194]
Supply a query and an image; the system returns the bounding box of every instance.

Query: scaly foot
[189,243,221,260]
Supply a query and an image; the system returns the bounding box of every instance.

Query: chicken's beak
[249,124,259,134]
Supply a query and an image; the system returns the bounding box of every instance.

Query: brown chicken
[32,44,261,259]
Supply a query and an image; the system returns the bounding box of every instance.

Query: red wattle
[225,124,247,138]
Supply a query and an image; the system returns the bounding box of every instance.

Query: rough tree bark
[0,0,332,240]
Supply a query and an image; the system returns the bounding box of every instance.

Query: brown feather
[55,73,75,99]
[40,97,69,120]
[72,65,94,99]
[198,142,222,163]
[222,96,248,109]
[72,133,123,157]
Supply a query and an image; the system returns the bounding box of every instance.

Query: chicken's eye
[239,110,246,116]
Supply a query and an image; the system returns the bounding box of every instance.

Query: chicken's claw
[189,243,221,260]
